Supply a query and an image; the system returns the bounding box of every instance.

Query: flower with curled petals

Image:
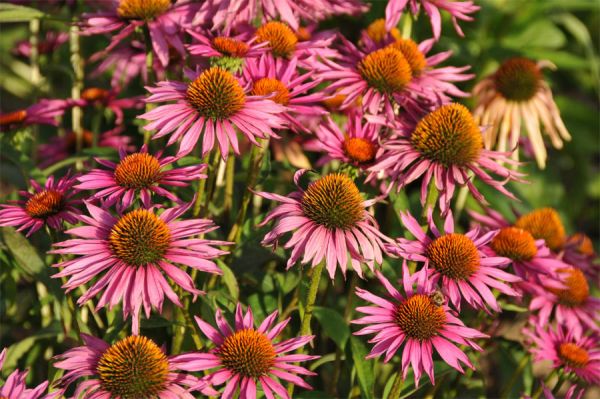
[53,334,216,398]
[0,348,61,399]
[184,304,318,398]
[256,169,393,279]
[75,145,206,209]
[388,210,521,312]
[51,201,230,334]
[352,265,487,386]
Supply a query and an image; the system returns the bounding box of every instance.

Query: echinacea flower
[369,103,525,214]
[473,57,571,169]
[389,210,521,312]
[0,99,73,132]
[78,87,144,125]
[54,334,216,398]
[523,266,600,336]
[0,174,80,237]
[257,169,393,278]
[243,55,327,132]
[524,322,600,385]
[185,304,318,398]
[75,145,206,209]
[37,126,134,169]
[0,348,61,399]
[360,18,402,47]
[385,0,479,40]
[51,201,229,333]
[352,265,487,386]
[140,66,286,159]
[563,233,598,283]
[13,30,68,58]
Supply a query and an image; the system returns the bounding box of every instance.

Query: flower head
[140,66,286,159]
[54,334,216,398]
[257,170,393,279]
[473,57,571,169]
[51,201,230,333]
[75,145,206,209]
[0,348,61,399]
[389,210,521,312]
[563,233,598,282]
[0,99,74,132]
[0,174,80,237]
[186,304,318,398]
[352,265,487,386]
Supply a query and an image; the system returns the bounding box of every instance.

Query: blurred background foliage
[0,0,598,398]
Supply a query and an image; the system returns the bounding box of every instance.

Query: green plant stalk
[454,184,470,220]
[388,370,405,399]
[69,23,84,171]
[193,152,212,217]
[29,18,41,161]
[202,151,223,215]
[143,25,155,145]
[223,154,235,220]
[532,369,558,399]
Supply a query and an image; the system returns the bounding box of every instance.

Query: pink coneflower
[13,30,68,58]
[75,145,206,209]
[80,0,199,67]
[51,201,229,333]
[140,66,286,159]
[0,99,73,132]
[0,348,61,399]
[53,334,216,398]
[473,58,571,169]
[79,87,144,125]
[389,210,521,312]
[37,126,134,169]
[0,174,80,237]
[368,103,525,214]
[243,55,327,132]
[524,322,600,385]
[309,111,383,169]
[385,0,479,40]
[563,233,598,283]
[257,169,393,279]
[523,266,600,337]
[185,304,318,398]
[352,265,487,386]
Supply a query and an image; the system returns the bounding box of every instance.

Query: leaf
[350,336,375,399]
[502,20,565,50]
[2,227,45,276]
[313,307,350,350]
[0,4,46,22]
[218,260,239,300]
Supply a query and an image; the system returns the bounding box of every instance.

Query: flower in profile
[257,170,393,278]
[78,87,144,125]
[352,265,487,386]
[0,99,73,132]
[385,0,479,40]
[524,322,600,385]
[473,57,571,169]
[243,55,327,132]
[563,233,598,282]
[37,126,134,169]
[0,174,80,237]
[75,145,206,209]
[140,66,286,159]
[185,304,318,398]
[80,0,199,67]
[13,30,68,58]
[389,210,521,312]
[369,103,525,214]
[524,266,599,336]
[0,348,61,399]
[52,201,229,333]
[54,334,216,398]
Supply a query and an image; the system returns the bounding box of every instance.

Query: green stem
[143,25,154,145]
[223,154,235,220]
[422,179,439,219]
[532,369,558,399]
[202,151,223,214]
[193,152,212,217]
[454,185,470,221]
[500,354,530,399]
[29,18,40,161]
[388,370,405,399]
[69,23,83,171]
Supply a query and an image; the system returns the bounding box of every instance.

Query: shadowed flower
[0,99,74,132]
[51,201,229,334]
[352,265,487,386]
[369,103,525,214]
[78,87,144,125]
[257,169,393,279]
[53,334,216,398]
[385,0,479,40]
[140,66,286,159]
[524,322,600,385]
[563,233,598,283]
[75,145,206,209]
[183,304,318,398]
[0,174,80,237]
[13,30,68,58]
[389,210,521,312]
[473,57,571,169]
[0,348,62,399]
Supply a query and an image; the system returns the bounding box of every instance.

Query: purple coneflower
[0,99,73,132]
[0,174,80,237]
[51,201,229,333]
[78,87,144,125]
[563,233,598,283]
[13,30,68,58]
[352,264,487,386]
[0,348,61,399]
[185,304,318,398]
[257,169,393,279]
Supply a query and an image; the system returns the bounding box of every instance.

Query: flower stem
[193,152,212,217]
[29,18,40,161]
[69,23,83,171]
[532,369,558,399]
[143,25,154,146]
[223,154,235,221]
[388,370,405,399]
[422,179,439,219]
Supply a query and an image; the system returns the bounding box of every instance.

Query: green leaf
[350,336,375,399]
[2,227,45,276]
[218,260,239,300]
[313,307,350,350]
[502,20,566,50]
[0,4,46,22]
